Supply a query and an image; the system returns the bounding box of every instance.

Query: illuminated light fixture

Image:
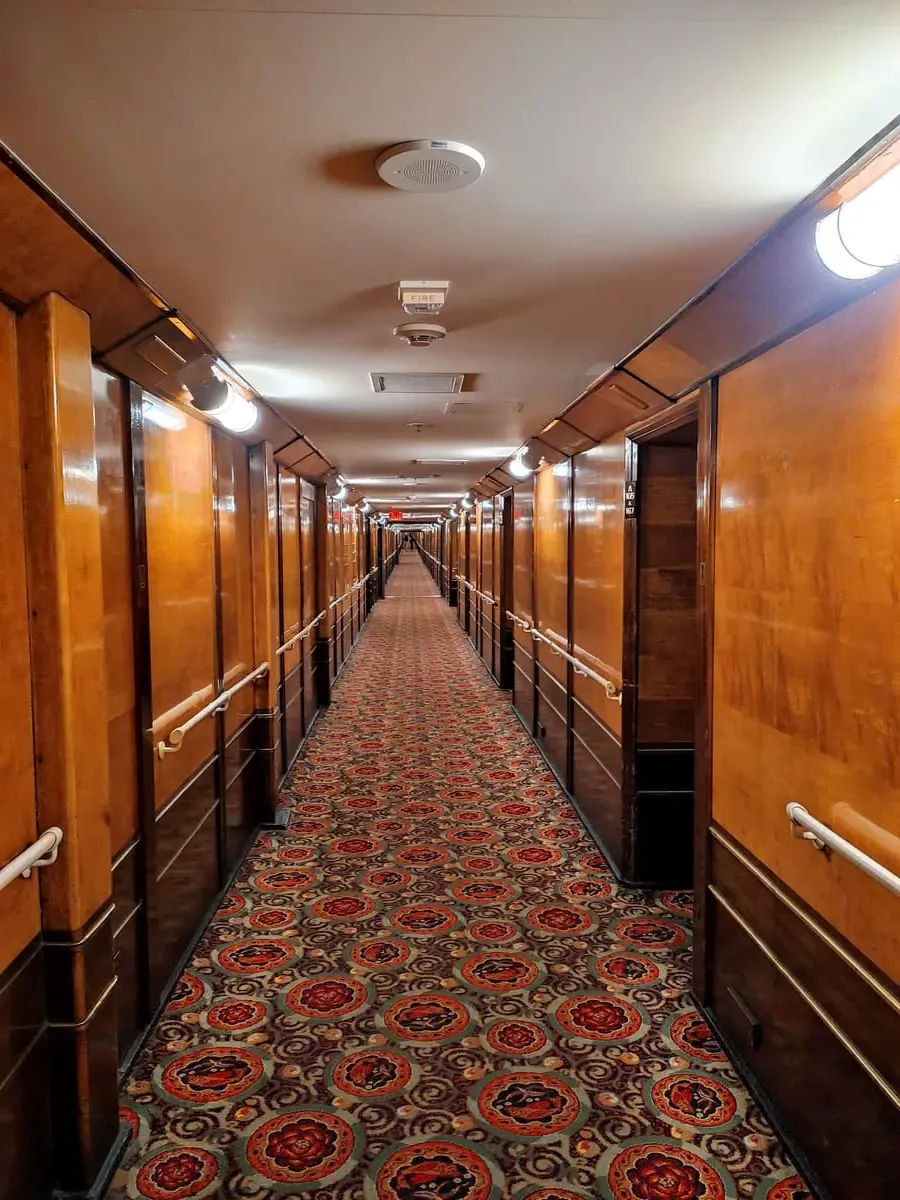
[520,441,545,472]
[508,451,533,479]
[216,391,258,432]
[191,376,258,433]
[325,473,348,500]
[359,501,372,514]
[552,459,571,478]
[815,161,900,280]
[461,497,473,510]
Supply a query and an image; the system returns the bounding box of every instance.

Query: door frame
[621,394,701,884]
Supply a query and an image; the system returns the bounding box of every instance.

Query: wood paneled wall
[146,410,217,811]
[572,436,625,737]
[636,440,698,744]
[712,273,900,980]
[0,299,52,1200]
[571,436,626,865]
[533,465,570,782]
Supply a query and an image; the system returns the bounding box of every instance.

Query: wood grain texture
[93,368,139,856]
[707,831,900,1200]
[300,480,317,626]
[18,293,111,931]
[534,464,568,686]
[572,434,625,737]
[215,434,255,735]
[144,403,216,810]
[713,274,900,982]
[0,303,40,969]
[249,442,279,712]
[278,468,301,675]
[636,441,698,743]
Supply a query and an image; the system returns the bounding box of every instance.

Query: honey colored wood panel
[481,499,494,599]
[468,506,480,583]
[300,481,316,626]
[18,293,111,930]
[0,303,40,967]
[534,464,568,685]
[513,477,534,625]
[216,434,255,736]
[713,275,900,982]
[93,368,138,856]
[637,443,698,743]
[145,404,216,810]
[342,501,355,634]
[249,443,279,712]
[278,469,301,675]
[573,435,625,737]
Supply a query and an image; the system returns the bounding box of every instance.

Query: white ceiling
[1,1,899,508]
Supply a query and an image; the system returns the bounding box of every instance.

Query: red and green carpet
[111,554,809,1200]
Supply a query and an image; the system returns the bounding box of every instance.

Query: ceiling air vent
[444,400,478,415]
[370,373,464,395]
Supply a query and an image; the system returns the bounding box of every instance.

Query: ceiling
[0,1,898,512]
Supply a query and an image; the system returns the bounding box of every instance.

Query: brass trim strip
[708,885,900,1112]
[47,975,118,1031]
[44,901,115,949]
[710,826,900,1017]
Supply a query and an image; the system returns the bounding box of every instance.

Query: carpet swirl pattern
[111,554,808,1200]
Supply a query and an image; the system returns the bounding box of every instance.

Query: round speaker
[376,140,485,193]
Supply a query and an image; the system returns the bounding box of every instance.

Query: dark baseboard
[701,829,900,1200]
[117,833,259,1081]
[695,999,827,1200]
[276,702,324,794]
[75,1123,131,1200]
[506,699,636,887]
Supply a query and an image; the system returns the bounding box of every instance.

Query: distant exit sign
[389,509,403,521]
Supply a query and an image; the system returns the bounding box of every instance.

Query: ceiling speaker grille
[404,157,460,188]
[371,373,464,395]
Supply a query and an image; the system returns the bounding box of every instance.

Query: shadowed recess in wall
[108,554,808,1200]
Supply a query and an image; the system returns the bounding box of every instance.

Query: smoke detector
[393,322,446,348]
[376,141,485,193]
[399,280,450,316]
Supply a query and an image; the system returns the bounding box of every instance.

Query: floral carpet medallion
[110,556,807,1199]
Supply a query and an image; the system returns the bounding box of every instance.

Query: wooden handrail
[155,663,270,759]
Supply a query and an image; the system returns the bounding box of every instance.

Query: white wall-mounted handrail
[330,570,377,610]
[504,615,622,703]
[0,827,64,892]
[786,803,900,897]
[505,609,531,631]
[473,587,498,606]
[156,663,270,759]
[276,610,327,657]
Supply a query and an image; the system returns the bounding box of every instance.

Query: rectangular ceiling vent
[444,400,479,415]
[370,372,464,395]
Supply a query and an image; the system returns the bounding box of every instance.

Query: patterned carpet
[111,553,809,1200]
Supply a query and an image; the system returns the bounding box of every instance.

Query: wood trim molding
[693,378,718,999]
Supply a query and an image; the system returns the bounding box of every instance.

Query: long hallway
[112,553,806,1200]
